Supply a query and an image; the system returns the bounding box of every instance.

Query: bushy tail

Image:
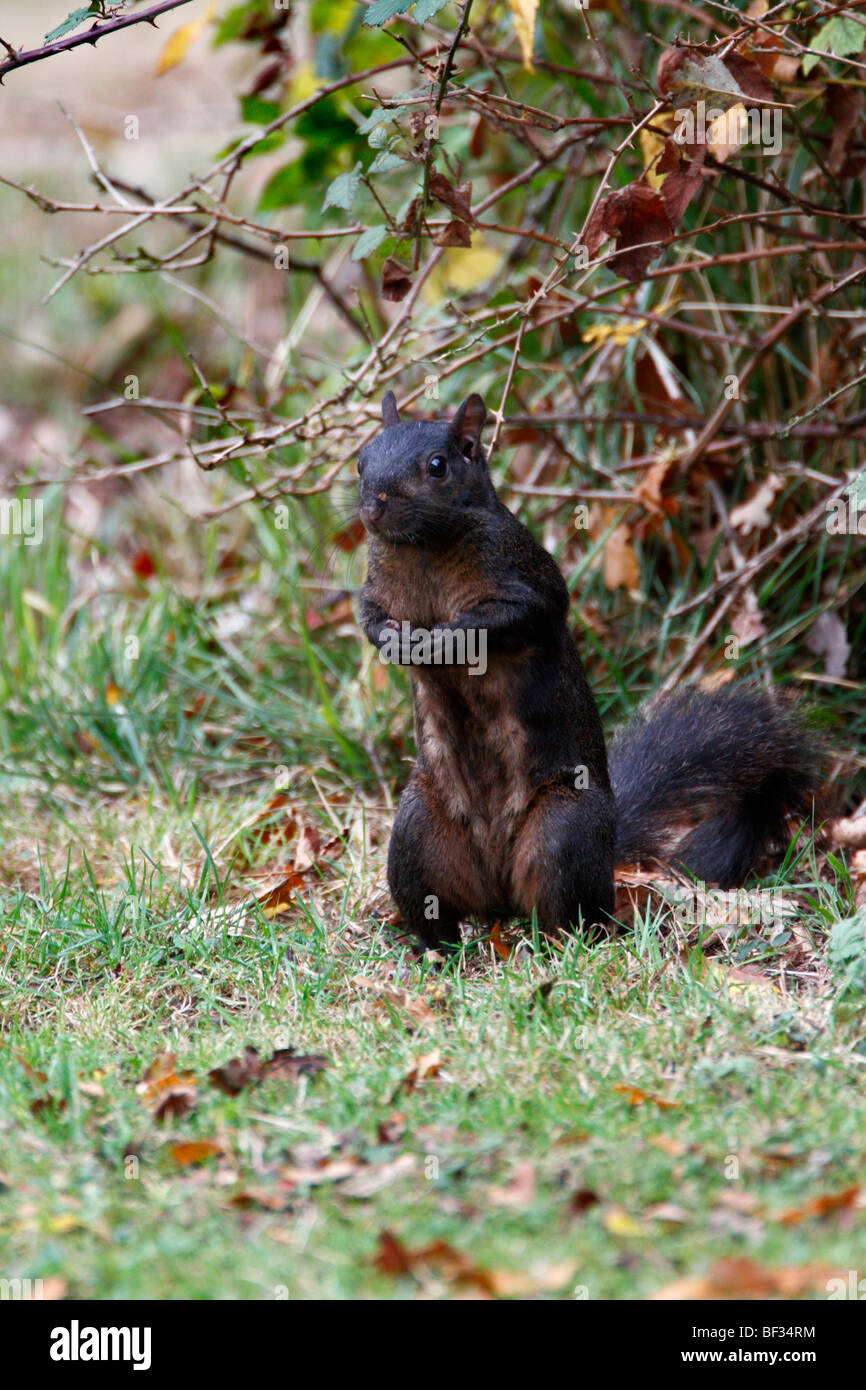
[608,687,822,887]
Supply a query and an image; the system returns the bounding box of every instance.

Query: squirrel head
[357,391,493,547]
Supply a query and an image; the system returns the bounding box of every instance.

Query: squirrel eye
[427,454,448,478]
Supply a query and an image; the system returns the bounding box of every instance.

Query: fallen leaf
[378,1111,407,1144]
[488,1161,536,1209]
[603,1205,649,1236]
[352,975,437,1026]
[807,611,851,680]
[170,1140,223,1166]
[487,1261,578,1296]
[399,1049,442,1095]
[30,1094,66,1117]
[645,1201,689,1224]
[652,1257,842,1300]
[207,1045,262,1095]
[647,1134,689,1158]
[339,1154,417,1198]
[130,548,156,579]
[136,1052,198,1122]
[775,1186,862,1225]
[209,1045,328,1095]
[603,518,641,593]
[730,474,783,534]
[614,1083,680,1110]
[569,1187,601,1216]
[373,1230,497,1295]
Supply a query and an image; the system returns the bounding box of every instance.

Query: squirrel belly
[357,391,822,952]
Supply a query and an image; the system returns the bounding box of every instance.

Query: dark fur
[358,393,821,950]
[610,688,820,886]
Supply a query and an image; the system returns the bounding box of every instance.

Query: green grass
[1,497,865,1300]
[2,851,866,1299]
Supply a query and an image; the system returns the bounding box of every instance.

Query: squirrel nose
[361,494,387,524]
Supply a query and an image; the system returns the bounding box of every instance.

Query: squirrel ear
[381,390,401,428]
[452,394,488,458]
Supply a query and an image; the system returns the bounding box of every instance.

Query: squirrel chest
[367,542,489,628]
[367,542,533,839]
[411,661,532,839]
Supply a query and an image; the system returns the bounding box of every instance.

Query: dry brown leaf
[136,1052,198,1121]
[730,474,783,534]
[614,1083,680,1110]
[382,257,413,302]
[209,1045,327,1096]
[603,518,641,593]
[378,1111,408,1144]
[339,1154,417,1198]
[633,456,676,515]
[652,1257,841,1300]
[775,1185,862,1225]
[569,1187,601,1216]
[827,84,866,178]
[488,1160,536,1209]
[433,219,473,247]
[352,974,437,1026]
[400,1048,442,1094]
[373,1230,497,1295]
[170,1140,223,1166]
[656,137,707,224]
[487,1261,578,1296]
[428,172,474,222]
[645,1201,689,1224]
[584,183,672,283]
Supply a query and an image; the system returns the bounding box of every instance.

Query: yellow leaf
[424,236,504,302]
[638,111,675,189]
[508,0,539,72]
[706,102,750,164]
[287,60,319,106]
[156,4,215,76]
[48,1213,85,1233]
[603,1206,648,1237]
[582,320,645,348]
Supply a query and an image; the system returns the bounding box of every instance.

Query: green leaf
[358,107,389,134]
[363,0,412,25]
[323,161,364,212]
[362,0,451,25]
[802,15,866,75]
[369,150,406,174]
[45,6,95,43]
[351,225,389,260]
[413,0,451,21]
[259,162,305,212]
[240,96,280,126]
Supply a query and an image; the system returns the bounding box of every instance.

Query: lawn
[2,488,864,1301]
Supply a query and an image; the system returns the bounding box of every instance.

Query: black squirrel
[358,391,821,952]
